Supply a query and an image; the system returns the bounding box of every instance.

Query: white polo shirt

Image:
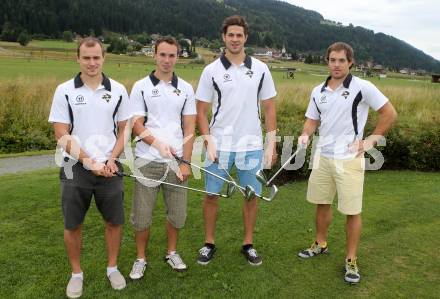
[130,72,196,162]
[196,54,277,152]
[305,74,388,159]
[48,73,131,162]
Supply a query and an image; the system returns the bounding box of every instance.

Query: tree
[62,30,73,42]
[305,54,313,64]
[263,32,273,47]
[1,22,21,42]
[17,31,30,46]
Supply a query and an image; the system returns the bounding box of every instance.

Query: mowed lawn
[0,168,439,298]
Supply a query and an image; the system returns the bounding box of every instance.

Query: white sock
[136,258,146,264]
[72,272,83,280]
[168,251,176,256]
[106,266,118,277]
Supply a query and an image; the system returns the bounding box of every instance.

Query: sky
[285,0,440,60]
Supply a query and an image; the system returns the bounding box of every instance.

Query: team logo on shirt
[223,73,232,82]
[102,93,111,103]
[245,70,254,78]
[173,88,181,96]
[152,89,160,97]
[319,95,327,104]
[75,95,86,105]
[341,91,350,99]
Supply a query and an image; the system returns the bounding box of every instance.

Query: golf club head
[244,185,256,201]
[255,169,268,185]
[226,183,236,197]
[268,184,279,201]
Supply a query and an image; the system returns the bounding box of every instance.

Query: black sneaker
[197,245,216,265]
[241,246,262,266]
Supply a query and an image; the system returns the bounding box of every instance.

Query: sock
[205,242,215,249]
[242,244,253,251]
[72,272,83,280]
[316,241,327,248]
[136,258,146,264]
[168,251,176,256]
[106,266,118,277]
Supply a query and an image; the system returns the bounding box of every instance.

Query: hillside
[1,0,439,71]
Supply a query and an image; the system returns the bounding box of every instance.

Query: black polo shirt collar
[220,53,252,70]
[149,71,178,89]
[321,73,353,92]
[74,72,111,91]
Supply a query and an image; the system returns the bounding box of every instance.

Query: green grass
[0,149,54,159]
[0,169,439,298]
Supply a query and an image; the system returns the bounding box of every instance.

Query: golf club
[256,146,304,187]
[212,158,276,202]
[117,171,236,198]
[173,155,255,200]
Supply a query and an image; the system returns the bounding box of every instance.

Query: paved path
[0,154,57,175]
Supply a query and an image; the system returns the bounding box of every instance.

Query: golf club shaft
[174,155,247,193]
[216,163,246,196]
[267,148,301,185]
[117,172,229,198]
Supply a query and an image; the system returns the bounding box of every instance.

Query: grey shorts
[130,159,188,231]
[60,158,124,230]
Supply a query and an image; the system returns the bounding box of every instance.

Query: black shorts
[60,158,124,230]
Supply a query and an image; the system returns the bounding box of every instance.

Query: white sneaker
[66,277,83,298]
[165,252,187,272]
[129,259,147,280]
[108,270,126,290]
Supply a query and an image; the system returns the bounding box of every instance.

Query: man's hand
[106,159,119,175]
[205,139,217,162]
[155,140,176,159]
[298,134,310,148]
[85,160,113,177]
[178,163,191,182]
[263,143,277,169]
[348,137,375,157]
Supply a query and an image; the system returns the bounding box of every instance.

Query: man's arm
[298,118,320,146]
[53,123,111,176]
[179,115,196,181]
[352,102,397,154]
[132,116,175,158]
[196,101,216,161]
[261,97,277,168]
[106,120,130,174]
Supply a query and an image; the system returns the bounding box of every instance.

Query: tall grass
[1,71,439,169]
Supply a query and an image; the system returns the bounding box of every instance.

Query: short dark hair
[154,36,181,54]
[77,37,104,57]
[221,15,249,36]
[325,42,354,63]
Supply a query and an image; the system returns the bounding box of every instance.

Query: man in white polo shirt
[48,37,131,298]
[297,42,397,284]
[196,15,277,266]
[127,36,196,278]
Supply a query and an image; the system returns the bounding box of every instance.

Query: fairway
[0,168,439,298]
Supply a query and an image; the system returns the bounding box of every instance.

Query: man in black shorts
[48,37,131,298]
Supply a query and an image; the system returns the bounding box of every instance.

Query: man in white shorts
[297,42,397,284]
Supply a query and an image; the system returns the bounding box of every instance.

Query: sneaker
[129,259,147,280]
[298,241,328,258]
[66,276,83,298]
[241,246,262,266]
[108,270,126,290]
[344,258,361,284]
[165,252,187,272]
[197,245,216,265]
